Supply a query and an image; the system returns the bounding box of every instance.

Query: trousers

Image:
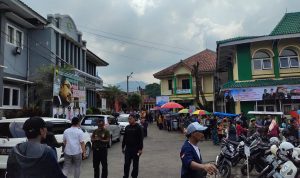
[93,148,108,178]
[123,149,140,178]
[63,153,82,178]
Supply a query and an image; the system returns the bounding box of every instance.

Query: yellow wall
[203,75,213,94]
[160,78,172,95]
[174,66,191,75]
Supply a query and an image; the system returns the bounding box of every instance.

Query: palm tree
[103,85,123,111]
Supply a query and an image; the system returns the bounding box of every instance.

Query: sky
[23,0,300,85]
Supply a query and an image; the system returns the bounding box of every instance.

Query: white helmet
[269,137,280,146]
[279,142,295,156]
[279,161,297,178]
[270,145,279,155]
[291,147,300,162]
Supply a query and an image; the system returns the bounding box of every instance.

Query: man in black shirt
[122,114,144,178]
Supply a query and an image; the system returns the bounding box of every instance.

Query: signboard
[101,98,107,110]
[156,96,169,106]
[53,70,86,120]
[224,85,300,102]
[176,89,191,94]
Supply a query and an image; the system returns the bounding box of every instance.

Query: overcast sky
[23,0,300,85]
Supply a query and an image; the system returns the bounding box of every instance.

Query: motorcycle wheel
[219,164,231,178]
[241,163,254,176]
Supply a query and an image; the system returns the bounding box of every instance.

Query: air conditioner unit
[15,47,21,55]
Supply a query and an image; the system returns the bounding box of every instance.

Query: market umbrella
[192,110,210,115]
[178,109,190,114]
[161,102,184,109]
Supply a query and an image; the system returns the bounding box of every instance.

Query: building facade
[153,49,216,111]
[0,0,108,118]
[216,12,300,115]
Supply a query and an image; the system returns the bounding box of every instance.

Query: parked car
[117,114,130,135]
[0,117,92,171]
[80,115,121,147]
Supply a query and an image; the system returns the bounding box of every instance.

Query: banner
[156,96,169,106]
[53,70,86,120]
[224,85,300,102]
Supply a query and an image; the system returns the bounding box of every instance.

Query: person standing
[247,118,256,137]
[140,118,148,137]
[63,117,86,178]
[91,119,110,178]
[180,122,218,178]
[122,114,144,178]
[6,117,66,178]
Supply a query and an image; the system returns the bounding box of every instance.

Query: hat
[23,117,46,133]
[250,118,256,122]
[186,122,207,135]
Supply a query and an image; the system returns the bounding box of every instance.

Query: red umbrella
[161,102,183,109]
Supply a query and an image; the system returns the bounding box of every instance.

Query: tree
[102,85,123,111]
[144,83,161,98]
[192,62,207,110]
[127,93,141,110]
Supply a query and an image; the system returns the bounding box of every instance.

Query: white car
[80,115,121,147]
[117,114,130,135]
[0,117,92,170]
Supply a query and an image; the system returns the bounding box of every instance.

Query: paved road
[81,124,256,178]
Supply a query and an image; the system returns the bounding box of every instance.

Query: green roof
[223,78,300,89]
[270,12,300,36]
[217,36,259,45]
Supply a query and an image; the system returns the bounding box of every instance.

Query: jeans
[93,148,108,178]
[63,153,82,178]
[123,149,140,178]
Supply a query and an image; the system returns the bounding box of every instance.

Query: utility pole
[127,72,133,95]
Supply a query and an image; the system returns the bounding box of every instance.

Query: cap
[250,118,256,122]
[23,117,46,133]
[186,122,207,135]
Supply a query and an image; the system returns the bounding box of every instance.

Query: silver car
[80,115,121,147]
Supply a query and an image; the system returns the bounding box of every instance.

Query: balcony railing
[176,88,191,94]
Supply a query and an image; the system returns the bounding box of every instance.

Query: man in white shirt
[63,117,86,178]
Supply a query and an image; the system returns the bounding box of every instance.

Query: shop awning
[3,77,34,84]
[222,78,300,89]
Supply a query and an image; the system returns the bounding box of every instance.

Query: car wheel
[108,135,112,148]
[85,143,91,159]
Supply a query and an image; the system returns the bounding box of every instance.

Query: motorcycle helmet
[279,161,297,178]
[269,137,280,146]
[279,142,295,156]
[270,145,279,155]
[291,147,300,162]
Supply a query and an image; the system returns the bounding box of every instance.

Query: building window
[279,49,299,68]
[7,25,23,47]
[256,105,275,112]
[3,87,20,108]
[253,50,272,70]
[182,79,190,89]
[168,80,172,90]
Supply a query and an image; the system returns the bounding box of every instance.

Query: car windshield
[118,116,129,122]
[81,116,105,126]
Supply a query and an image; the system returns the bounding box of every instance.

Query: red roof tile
[153,49,216,78]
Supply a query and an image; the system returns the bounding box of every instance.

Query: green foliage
[127,93,141,110]
[86,108,93,115]
[103,85,123,110]
[144,83,161,98]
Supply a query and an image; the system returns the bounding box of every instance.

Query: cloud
[128,0,160,16]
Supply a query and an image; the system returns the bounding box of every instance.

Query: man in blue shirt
[180,122,217,178]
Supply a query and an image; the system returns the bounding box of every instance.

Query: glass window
[3,88,10,106]
[12,89,19,106]
[263,59,271,69]
[280,58,289,68]
[182,79,190,89]
[266,106,275,111]
[253,51,270,59]
[253,59,262,70]
[168,80,172,90]
[281,49,297,56]
[290,57,299,67]
[7,26,14,44]
[81,116,104,126]
[16,31,22,47]
[257,106,264,111]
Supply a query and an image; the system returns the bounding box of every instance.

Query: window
[7,26,14,44]
[279,49,299,68]
[168,80,172,90]
[256,105,275,112]
[182,79,190,89]
[3,87,20,108]
[253,50,272,70]
[7,25,23,47]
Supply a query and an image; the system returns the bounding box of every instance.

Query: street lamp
[127,72,133,95]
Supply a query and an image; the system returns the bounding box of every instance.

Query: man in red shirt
[236,120,247,139]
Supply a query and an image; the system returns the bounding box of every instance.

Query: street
[81,124,257,178]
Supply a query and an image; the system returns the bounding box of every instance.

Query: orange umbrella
[161,102,183,109]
